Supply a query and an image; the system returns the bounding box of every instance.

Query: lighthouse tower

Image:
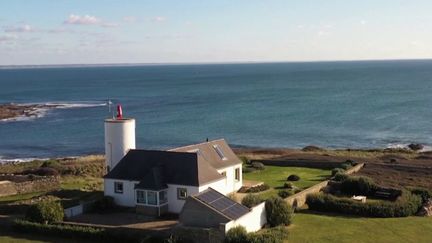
[104,105,136,172]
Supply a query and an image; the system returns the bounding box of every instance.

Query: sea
[1,60,432,162]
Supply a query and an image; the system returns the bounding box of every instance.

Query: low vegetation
[25,200,64,224]
[241,194,263,208]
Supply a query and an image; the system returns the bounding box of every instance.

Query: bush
[225,226,248,243]
[333,173,349,182]
[241,194,263,208]
[331,168,345,177]
[41,160,62,169]
[93,196,115,213]
[251,162,265,170]
[247,226,289,243]
[278,189,294,199]
[242,167,255,174]
[23,167,59,176]
[306,191,422,217]
[283,182,294,189]
[340,176,378,195]
[265,197,293,227]
[25,200,64,224]
[245,184,270,193]
[410,187,432,203]
[239,156,250,165]
[339,163,353,170]
[287,174,300,181]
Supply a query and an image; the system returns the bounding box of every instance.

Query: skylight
[213,145,227,160]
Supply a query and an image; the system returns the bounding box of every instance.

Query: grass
[0,231,91,243]
[0,192,46,204]
[288,211,432,243]
[243,166,331,198]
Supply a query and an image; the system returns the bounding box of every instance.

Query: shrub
[306,191,422,218]
[339,163,353,170]
[23,167,59,176]
[25,200,64,224]
[247,226,289,243]
[331,168,345,177]
[410,187,432,203]
[93,196,115,213]
[241,194,263,208]
[283,182,294,189]
[287,174,300,181]
[239,156,250,165]
[333,172,349,182]
[340,176,378,195]
[245,184,270,193]
[41,160,61,169]
[225,226,248,243]
[242,167,255,174]
[278,189,294,199]
[251,162,265,170]
[345,159,357,166]
[265,197,293,226]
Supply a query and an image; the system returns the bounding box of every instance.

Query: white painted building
[103,113,243,216]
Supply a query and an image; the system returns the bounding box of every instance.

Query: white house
[102,111,243,215]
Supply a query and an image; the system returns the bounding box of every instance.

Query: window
[177,188,187,200]
[114,182,123,194]
[136,190,146,204]
[235,168,240,181]
[213,145,227,160]
[159,191,168,204]
[147,191,157,205]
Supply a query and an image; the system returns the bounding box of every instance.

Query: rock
[302,145,324,152]
[417,199,432,217]
[408,143,424,151]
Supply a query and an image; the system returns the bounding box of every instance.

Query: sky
[1,0,432,65]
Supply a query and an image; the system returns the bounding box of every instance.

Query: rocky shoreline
[0,103,59,121]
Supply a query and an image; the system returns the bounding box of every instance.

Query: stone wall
[257,160,342,169]
[0,176,59,197]
[284,163,365,208]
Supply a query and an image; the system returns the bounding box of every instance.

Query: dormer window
[213,145,227,160]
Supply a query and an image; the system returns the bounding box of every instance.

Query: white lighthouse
[104,105,136,172]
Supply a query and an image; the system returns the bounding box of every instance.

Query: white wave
[0,157,49,164]
[0,101,107,123]
[386,143,432,152]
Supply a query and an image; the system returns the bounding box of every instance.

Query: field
[243,165,331,198]
[288,211,432,243]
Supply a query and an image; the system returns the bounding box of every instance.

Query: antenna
[107,99,113,118]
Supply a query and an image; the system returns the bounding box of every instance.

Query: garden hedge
[306,191,422,217]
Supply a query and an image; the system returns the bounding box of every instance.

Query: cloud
[4,24,33,33]
[64,14,101,25]
[152,16,166,22]
[0,34,17,42]
[123,16,136,23]
[101,23,119,28]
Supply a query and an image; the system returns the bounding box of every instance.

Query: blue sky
[1,0,432,65]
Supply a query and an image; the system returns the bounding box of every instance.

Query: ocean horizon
[1,59,432,162]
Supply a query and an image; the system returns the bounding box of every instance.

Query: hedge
[245,184,270,193]
[25,200,64,224]
[13,220,163,243]
[339,176,379,195]
[306,191,422,217]
[225,226,288,243]
[410,187,432,203]
[241,194,263,208]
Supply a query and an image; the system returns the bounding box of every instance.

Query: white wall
[104,178,138,207]
[224,202,267,233]
[210,164,242,195]
[104,118,136,170]
[166,184,199,213]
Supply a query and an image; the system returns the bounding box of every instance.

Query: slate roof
[170,139,242,169]
[104,149,224,187]
[192,188,250,220]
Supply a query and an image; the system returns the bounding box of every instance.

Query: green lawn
[243,166,331,198]
[288,211,432,243]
